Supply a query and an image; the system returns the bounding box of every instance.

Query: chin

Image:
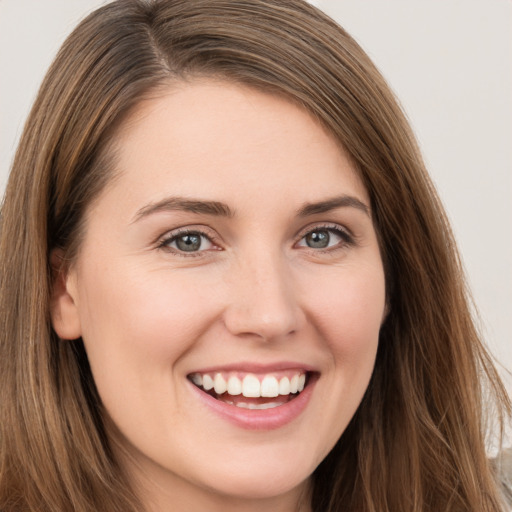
[189,443,319,501]
[200,465,311,502]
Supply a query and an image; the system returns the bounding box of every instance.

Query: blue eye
[162,231,213,253]
[297,227,351,250]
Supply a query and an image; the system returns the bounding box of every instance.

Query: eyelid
[154,222,355,256]
[156,225,223,255]
[294,223,356,249]
[295,222,353,239]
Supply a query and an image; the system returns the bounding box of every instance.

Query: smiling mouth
[188,371,311,410]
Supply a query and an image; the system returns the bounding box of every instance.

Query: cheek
[75,263,227,442]
[294,264,385,459]
[76,262,221,380]
[305,265,385,359]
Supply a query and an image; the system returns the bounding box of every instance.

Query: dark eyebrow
[132,197,234,223]
[297,195,370,217]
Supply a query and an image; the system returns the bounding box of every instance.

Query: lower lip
[189,375,318,431]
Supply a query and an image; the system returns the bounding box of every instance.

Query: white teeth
[191,373,203,386]
[242,374,261,397]
[214,373,227,394]
[202,374,214,391]
[278,377,291,395]
[290,374,299,393]
[235,401,285,410]
[298,374,306,392]
[227,375,242,395]
[190,372,308,398]
[260,376,279,397]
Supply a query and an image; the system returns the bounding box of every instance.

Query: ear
[50,249,82,340]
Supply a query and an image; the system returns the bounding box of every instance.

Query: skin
[51,80,386,512]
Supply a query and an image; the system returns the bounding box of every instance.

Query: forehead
[95,79,369,217]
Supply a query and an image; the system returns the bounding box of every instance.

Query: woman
[0,0,510,510]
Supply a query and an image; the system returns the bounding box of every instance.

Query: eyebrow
[132,193,370,223]
[133,197,235,223]
[297,195,370,217]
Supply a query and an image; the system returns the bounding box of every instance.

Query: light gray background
[1,1,511,394]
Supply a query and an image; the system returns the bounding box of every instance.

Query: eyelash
[296,223,355,252]
[157,224,355,257]
[157,228,220,258]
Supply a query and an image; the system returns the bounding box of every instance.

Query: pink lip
[188,361,318,374]
[188,372,318,431]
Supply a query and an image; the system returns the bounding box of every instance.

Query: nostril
[221,263,301,340]
[222,305,300,342]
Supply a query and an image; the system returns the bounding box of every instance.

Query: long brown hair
[0,1,509,510]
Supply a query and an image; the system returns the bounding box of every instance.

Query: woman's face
[52,80,386,508]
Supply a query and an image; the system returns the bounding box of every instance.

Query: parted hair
[0,1,510,511]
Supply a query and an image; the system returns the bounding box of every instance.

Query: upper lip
[187,361,318,375]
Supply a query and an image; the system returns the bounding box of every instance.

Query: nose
[222,249,302,342]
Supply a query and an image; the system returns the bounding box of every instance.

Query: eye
[160,230,214,253]
[296,226,353,250]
